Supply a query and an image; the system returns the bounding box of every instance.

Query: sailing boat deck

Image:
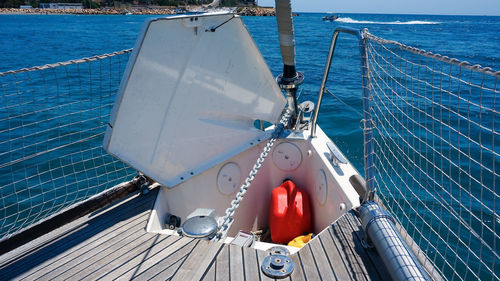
[0,187,388,280]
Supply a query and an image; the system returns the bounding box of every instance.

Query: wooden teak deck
[0,188,389,280]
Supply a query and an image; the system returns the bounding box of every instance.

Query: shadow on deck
[0,188,390,280]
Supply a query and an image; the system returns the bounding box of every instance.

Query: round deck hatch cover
[261,254,294,278]
[181,216,218,238]
[268,246,290,256]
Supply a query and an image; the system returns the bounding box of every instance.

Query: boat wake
[335,17,440,25]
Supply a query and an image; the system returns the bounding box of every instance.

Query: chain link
[215,109,291,240]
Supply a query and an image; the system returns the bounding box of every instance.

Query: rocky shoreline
[0,7,275,16]
[234,7,275,16]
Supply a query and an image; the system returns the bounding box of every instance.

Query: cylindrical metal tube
[311,30,340,137]
[360,202,431,281]
[275,0,295,77]
[311,27,361,137]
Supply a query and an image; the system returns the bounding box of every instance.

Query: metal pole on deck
[274,0,303,127]
[309,27,375,200]
[310,30,340,138]
[359,30,375,200]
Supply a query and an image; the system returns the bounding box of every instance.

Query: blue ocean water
[1,13,498,170]
[0,13,498,279]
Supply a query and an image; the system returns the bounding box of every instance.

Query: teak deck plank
[331,217,370,281]
[345,211,390,280]
[78,234,177,281]
[145,240,199,281]
[201,259,216,281]
[337,213,383,281]
[296,244,322,281]
[315,225,353,281]
[241,246,261,281]
[306,236,338,280]
[104,236,190,280]
[1,189,388,281]
[287,249,306,281]
[43,220,152,281]
[171,239,224,281]
[214,244,230,281]
[229,244,245,281]
[2,195,152,279]
[130,238,199,280]
[256,248,278,281]
[18,216,146,280]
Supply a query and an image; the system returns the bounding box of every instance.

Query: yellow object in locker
[288,233,313,248]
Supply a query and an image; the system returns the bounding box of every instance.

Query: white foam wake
[335,17,440,25]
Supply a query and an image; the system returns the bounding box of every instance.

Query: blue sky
[257,0,500,16]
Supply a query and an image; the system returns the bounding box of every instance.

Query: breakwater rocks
[235,7,275,16]
[0,7,276,16]
[0,8,175,15]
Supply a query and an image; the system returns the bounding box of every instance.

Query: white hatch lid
[104,14,286,187]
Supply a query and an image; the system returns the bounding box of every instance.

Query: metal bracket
[132,174,150,195]
[278,129,306,140]
[164,213,181,230]
[205,15,236,32]
[361,236,374,249]
[294,100,314,130]
[326,142,347,166]
[230,231,255,247]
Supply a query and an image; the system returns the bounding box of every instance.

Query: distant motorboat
[173,8,187,14]
[174,8,207,15]
[322,14,339,21]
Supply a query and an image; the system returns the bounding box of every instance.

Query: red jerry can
[269,180,312,244]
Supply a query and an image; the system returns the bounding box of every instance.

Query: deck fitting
[261,254,294,279]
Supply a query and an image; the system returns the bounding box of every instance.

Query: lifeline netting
[0,50,136,240]
[364,33,498,281]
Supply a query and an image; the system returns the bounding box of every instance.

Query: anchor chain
[215,109,291,240]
